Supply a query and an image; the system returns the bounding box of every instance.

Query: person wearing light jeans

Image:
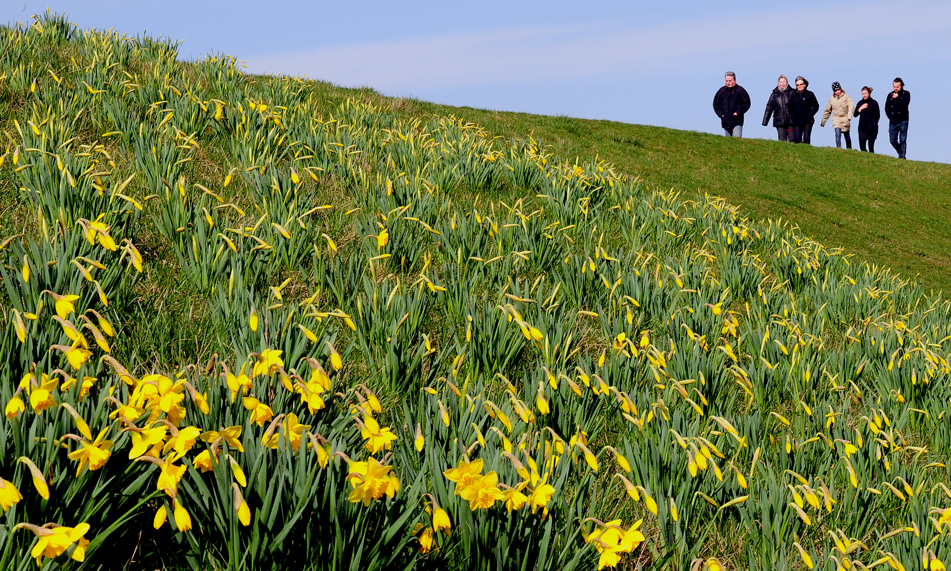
[821,81,855,149]
[713,72,751,137]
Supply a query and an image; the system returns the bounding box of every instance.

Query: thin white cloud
[245,1,951,92]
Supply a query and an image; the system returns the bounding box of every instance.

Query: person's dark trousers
[889,120,908,159]
[776,126,793,142]
[858,131,876,153]
[834,128,852,149]
[792,124,813,145]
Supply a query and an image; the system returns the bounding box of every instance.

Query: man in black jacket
[713,72,751,137]
[885,77,911,159]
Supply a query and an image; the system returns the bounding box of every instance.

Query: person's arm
[870,100,880,124]
[762,93,774,126]
[737,87,751,116]
[821,98,832,127]
[713,90,724,117]
[809,93,820,120]
[846,96,855,119]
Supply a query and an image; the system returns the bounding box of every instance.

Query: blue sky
[8,1,951,164]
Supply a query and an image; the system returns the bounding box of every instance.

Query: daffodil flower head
[84,215,117,251]
[347,457,400,506]
[584,519,645,570]
[243,397,274,426]
[502,483,530,512]
[359,415,397,454]
[252,350,284,378]
[443,457,484,489]
[0,478,23,511]
[67,428,114,476]
[457,471,505,511]
[5,396,25,419]
[17,522,91,566]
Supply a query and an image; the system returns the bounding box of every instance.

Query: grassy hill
[396,102,951,294]
[4,36,951,293]
[2,13,951,571]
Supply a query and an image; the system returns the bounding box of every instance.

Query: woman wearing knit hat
[820,82,855,149]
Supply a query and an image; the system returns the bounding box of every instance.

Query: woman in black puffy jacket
[853,86,881,153]
[762,75,795,141]
[787,76,820,144]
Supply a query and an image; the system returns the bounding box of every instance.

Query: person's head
[832,81,843,97]
[725,72,736,88]
[862,86,872,100]
[893,77,904,92]
[795,76,808,92]
[778,75,788,89]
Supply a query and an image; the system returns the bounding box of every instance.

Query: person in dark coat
[788,76,820,144]
[884,77,911,159]
[762,75,795,141]
[853,86,881,153]
[713,71,751,137]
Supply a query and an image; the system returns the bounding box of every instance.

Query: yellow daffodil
[262,413,310,451]
[502,482,530,512]
[414,423,425,452]
[17,457,49,499]
[528,481,556,514]
[433,505,451,534]
[457,471,505,511]
[153,505,167,530]
[45,291,80,319]
[242,397,274,425]
[163,426,201,460]
[252,350,284,378]
[16,522,90,566]
[156,458,187,496]
[417,526,435,553]
[193,449,217,472]
[84,216,117,251]
[5,396,25,419]
[328,343,343,371]
[226,370,252,401]
[0,478,23,511]
[444,458,484,489]
[347,457,400,506]
[173,498,192,532]
[359,415,398,454]
[67,428,114,476]
[51,343,93,371]
[128,424,167,459]
[584,519,645,570]
[231,483,252,526]
[200,426,244,453]
[28,375,58,413]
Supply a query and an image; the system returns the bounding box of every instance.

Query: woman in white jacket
[820,81,855,149]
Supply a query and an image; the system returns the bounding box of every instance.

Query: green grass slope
[398,104,951,293]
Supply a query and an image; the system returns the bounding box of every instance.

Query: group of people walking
[713,72,911,159]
